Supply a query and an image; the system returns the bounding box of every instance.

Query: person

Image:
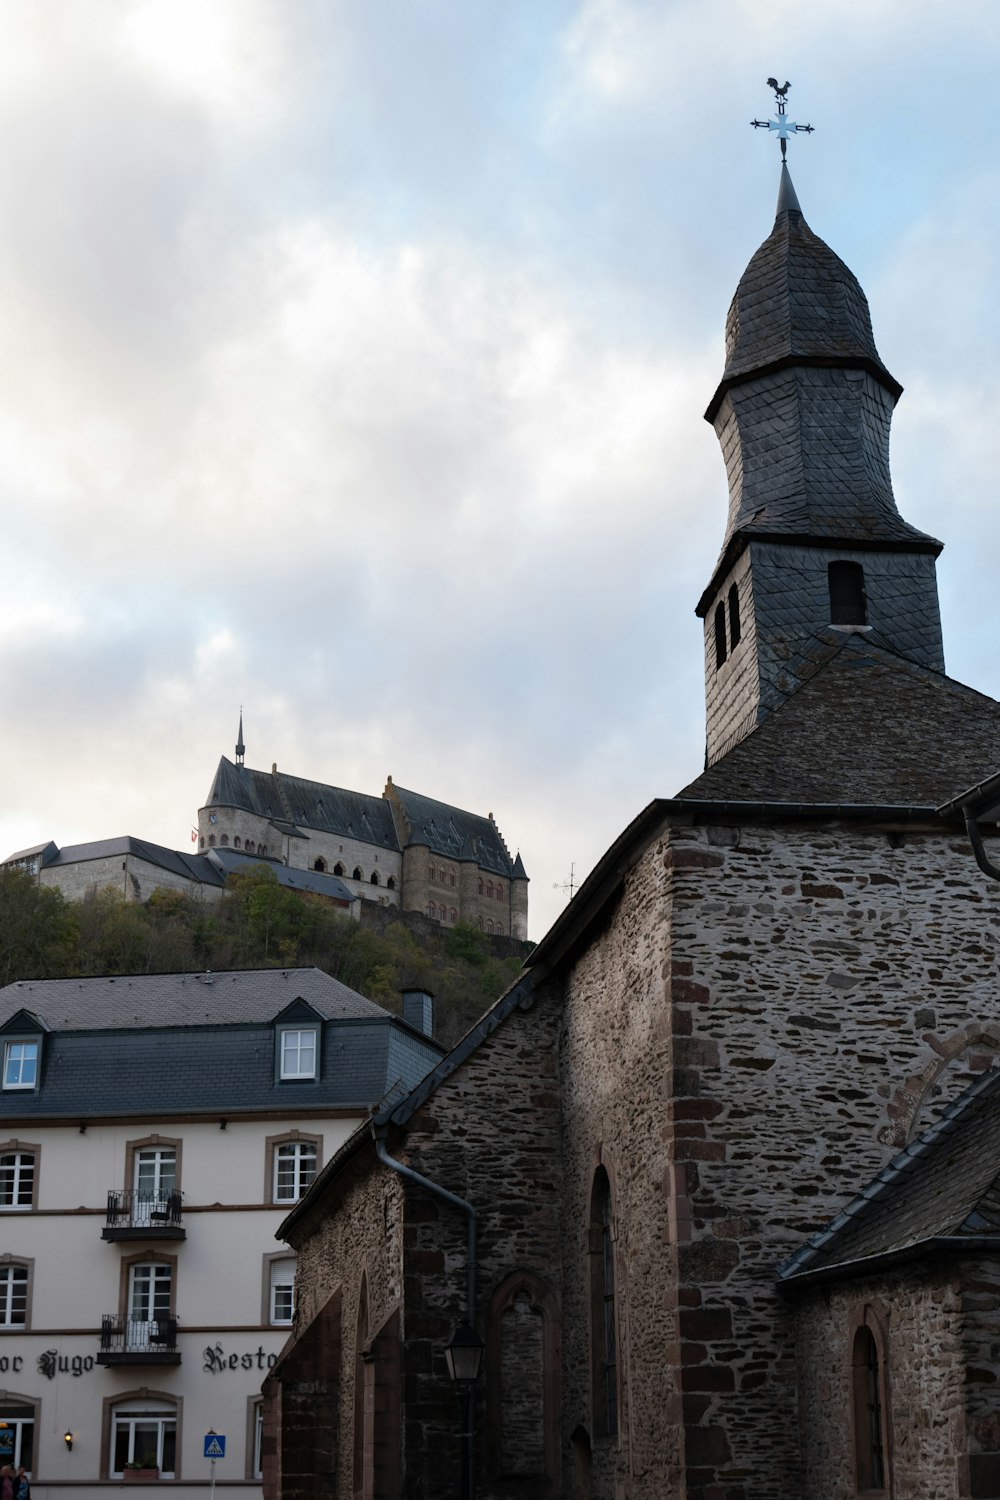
[14,1467,28,1500]
[0,1464,14,1500]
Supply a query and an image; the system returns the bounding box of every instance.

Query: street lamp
[444,1323,484,1500]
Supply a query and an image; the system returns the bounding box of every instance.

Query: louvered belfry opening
[828,561,867,626]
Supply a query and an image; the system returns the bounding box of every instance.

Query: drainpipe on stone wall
[373,1124,479,1495]
[372,1124,477,1317]
[964,813,1000,884]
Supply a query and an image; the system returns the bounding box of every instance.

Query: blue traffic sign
[204,1434,226,1459]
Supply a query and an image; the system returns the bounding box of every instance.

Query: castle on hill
[197,720,529,940]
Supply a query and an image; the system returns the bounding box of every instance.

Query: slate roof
[679,635,1000,809]
[0,968,384,1030]
[206,848,355,903]
[717,165,897,396]
[204,758,400,849]
[389,784,518,876]
[3,836,225,886]
[779,1066,1000,1282]
[0,969,444,1120]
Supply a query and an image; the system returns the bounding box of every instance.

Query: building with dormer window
[0,969,441,1500]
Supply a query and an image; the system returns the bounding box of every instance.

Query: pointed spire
[235,709,245,767]
[775,161,801,217]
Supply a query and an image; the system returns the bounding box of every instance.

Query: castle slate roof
[679,635,1000,809]
[0,969,444,1120]
[3,836,225,886]
[389,784,517,875]
[779,1066,1000,1283]
[203,759,401,849]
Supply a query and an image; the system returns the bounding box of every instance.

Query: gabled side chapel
[262,164,1000,1499]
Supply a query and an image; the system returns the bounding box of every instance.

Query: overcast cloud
[1,1,998,937]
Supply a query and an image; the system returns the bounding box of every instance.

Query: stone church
[260,163,1000,1499]
[198,720,529,939]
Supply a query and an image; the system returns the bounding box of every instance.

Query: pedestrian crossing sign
[204,1434,226,1459]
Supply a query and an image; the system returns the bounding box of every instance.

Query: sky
[1,0,999,940]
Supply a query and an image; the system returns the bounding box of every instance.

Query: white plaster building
[0,969,441,1500]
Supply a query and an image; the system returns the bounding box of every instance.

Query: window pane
[3,1044,37,1089]
[0,1154,34,1209]
[135,1149,176,1198]
[0,1267,27,1326]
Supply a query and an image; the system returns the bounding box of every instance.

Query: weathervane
[752,78,813,161]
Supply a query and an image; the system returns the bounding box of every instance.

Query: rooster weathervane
[752,78,814,160]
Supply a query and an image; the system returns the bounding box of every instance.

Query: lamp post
[444,1322,484,1500]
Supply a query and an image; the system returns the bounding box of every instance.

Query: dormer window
[280,1028,317,1081]
[2,1041,38,1092]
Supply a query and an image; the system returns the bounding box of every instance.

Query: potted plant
[124,1461,159,1482]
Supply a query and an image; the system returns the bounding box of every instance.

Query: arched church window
[370,872,379,886]
[334,862,344,877]
[728,582,741,648]
[590,1166,618,1438]
[314,858,326,873]
[352,867,362,881]
[852,1323,888,1491]
[714,602,728,669]
[829,560,868,625]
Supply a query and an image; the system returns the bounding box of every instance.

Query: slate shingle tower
[698,163,945,766]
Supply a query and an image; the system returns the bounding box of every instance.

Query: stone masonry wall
[793,1269,967,1500]
[960,1253,1000,1499]
[659,815,1000,1498]
[40,855,222,905]
[559,824,682,1498]
[395,979,564,1499]
[287,1157,404,1500]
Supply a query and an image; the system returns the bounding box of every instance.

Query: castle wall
[198,806,402,905]
[39,856,220,905]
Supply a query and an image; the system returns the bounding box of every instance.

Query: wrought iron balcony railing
[102,1189,185,1241]
[97,1315,180,1365]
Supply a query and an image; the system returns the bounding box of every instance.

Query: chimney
[401,989,434,1038]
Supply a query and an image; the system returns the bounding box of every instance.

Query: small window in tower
[352,867,362,881]
[387,876,395,890]
[728,583,741,648]
[829,561,868,625]
[714,603,728,669]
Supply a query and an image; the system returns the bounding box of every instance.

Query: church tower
[698,163,945,766]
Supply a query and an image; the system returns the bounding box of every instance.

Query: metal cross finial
[751,77,814,161]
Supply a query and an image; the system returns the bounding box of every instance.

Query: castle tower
[698,163,945,766]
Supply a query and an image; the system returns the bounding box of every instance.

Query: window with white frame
[0,1405,34,1470]
[279,1028,317,1080]
[111,1401,177,1478]
[0,1151,35,1211]
[135,1147,176,1200]
[128,1262,172,1348]
[2,1042,37,1091]
[269,1258,295,1325]
[251,1401,264,1479]
[272,1141,317,1203]
[0,1265,28,1327]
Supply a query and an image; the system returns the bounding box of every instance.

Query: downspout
[373,1123,477,1316]
[964,813,1000,884]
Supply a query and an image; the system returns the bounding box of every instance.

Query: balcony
[97,1315,181,1366]
[102,1190,185,1242]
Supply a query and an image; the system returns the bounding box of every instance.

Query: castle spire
[235,709,245,768]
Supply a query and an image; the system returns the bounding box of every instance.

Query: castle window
[829,560,868,625]
[852,1323,888,1492]
[199,837,205,849]
[370,872,379,886]
[246,840,255,853]
[714,602,728,668]
[428,903,436,918]
[234,837,241,849]
[496,923,503,936]
[334,862,344,876]
[496,884,503,901]
[352,867,362,881]
[387,877,395,890]
[486,919,494,934]
[487,882,494,898]
[259,845,267,856]
[220,834,229,846]
[590,1165,618,1438]
[450,872,455,886]
[728,582,741,647]
[478,878,484,895]
[430,866,436,882]
[208,835,216,847]
[313,858,326,873]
